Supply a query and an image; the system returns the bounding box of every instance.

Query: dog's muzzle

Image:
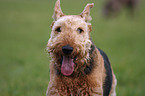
[61,45,74,76]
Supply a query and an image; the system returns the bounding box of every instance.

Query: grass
[0,0,145,96]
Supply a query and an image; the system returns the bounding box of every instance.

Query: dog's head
[47,0,94,76]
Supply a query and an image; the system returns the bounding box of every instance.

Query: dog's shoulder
[97,48,113,96]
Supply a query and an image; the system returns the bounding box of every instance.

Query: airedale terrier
[46,0,117,95]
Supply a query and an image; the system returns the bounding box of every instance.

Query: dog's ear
[52,0,64,21]
[80,3,94,22]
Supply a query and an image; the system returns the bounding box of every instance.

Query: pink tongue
[61,56,74,76]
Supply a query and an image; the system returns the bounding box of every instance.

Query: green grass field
[0,0,145,96]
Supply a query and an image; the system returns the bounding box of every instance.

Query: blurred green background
[0,0,145,96]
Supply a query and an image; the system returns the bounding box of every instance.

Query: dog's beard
[47,38,92,76]
[48,49,90,77]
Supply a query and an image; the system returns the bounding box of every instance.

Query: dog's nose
[62,46,73,55]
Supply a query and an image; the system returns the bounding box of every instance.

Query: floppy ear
[80,3,94,22]
[52,0,64,21]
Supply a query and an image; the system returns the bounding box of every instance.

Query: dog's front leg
[90,87,103,96]
[46,82,59,96]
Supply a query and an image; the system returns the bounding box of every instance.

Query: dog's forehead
[54,15,87,27]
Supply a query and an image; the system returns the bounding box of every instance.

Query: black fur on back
[98,48,112,96]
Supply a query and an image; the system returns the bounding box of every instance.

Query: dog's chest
[57,86,102,96]
[48,78,103,96]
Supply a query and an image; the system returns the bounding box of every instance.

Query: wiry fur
[46,0,117,96]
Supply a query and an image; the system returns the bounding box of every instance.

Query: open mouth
[61,56,74,76]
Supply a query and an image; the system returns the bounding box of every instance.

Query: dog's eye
[55,27,61,32]
[77,28,84,34]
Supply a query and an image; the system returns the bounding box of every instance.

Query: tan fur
[109,73,117,96]
[80,3,94,22]
[52,0,64,21]
[46,0,116,96]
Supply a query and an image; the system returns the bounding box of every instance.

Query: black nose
[62,46,73,55]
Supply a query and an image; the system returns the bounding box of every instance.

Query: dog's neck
[84,43,96,74]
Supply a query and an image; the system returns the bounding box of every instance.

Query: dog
[46,0,117,95]
[103,0,139,17]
